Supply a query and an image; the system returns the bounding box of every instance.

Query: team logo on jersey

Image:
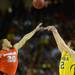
[3,52,16,56]
[61,57,69,61]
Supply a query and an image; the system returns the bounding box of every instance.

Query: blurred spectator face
[2,39,12,49]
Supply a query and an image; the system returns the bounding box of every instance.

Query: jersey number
[7,56,16,62]
[70,64,75,75]
[60,61,64,69]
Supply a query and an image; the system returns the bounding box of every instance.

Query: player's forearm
[18,29,37,47]
[14,30,37,49]
[14,23,42,49]
[52,30,71,53]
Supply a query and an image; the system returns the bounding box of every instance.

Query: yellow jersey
[59,51,75,75]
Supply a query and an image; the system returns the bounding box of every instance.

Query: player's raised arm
[46,26,75,54]
[13,23,43,50]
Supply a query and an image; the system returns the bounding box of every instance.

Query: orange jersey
[0,48,18,75]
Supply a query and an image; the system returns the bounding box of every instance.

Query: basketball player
[0,23,43,75]
[44,26,75,75]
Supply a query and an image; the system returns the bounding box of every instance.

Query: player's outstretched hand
[45,26,57,32]
[35,23,43,31]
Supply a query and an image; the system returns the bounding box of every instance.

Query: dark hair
[0,39,4,49]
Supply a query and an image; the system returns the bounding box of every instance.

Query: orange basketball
[32,0,45,9]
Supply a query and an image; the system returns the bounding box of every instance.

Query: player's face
[2,39,12,48]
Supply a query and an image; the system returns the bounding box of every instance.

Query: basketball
[32,0,45,9]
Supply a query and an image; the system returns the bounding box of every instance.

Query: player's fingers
[38,23,43,27]
[36,23,43,30]
[47,26,55,31]
[47,26,52,31]
[40,27,43,29]
[40,27,47,31]
[43,27,48,30]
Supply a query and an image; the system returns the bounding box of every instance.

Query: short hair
[0,39,5,49]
